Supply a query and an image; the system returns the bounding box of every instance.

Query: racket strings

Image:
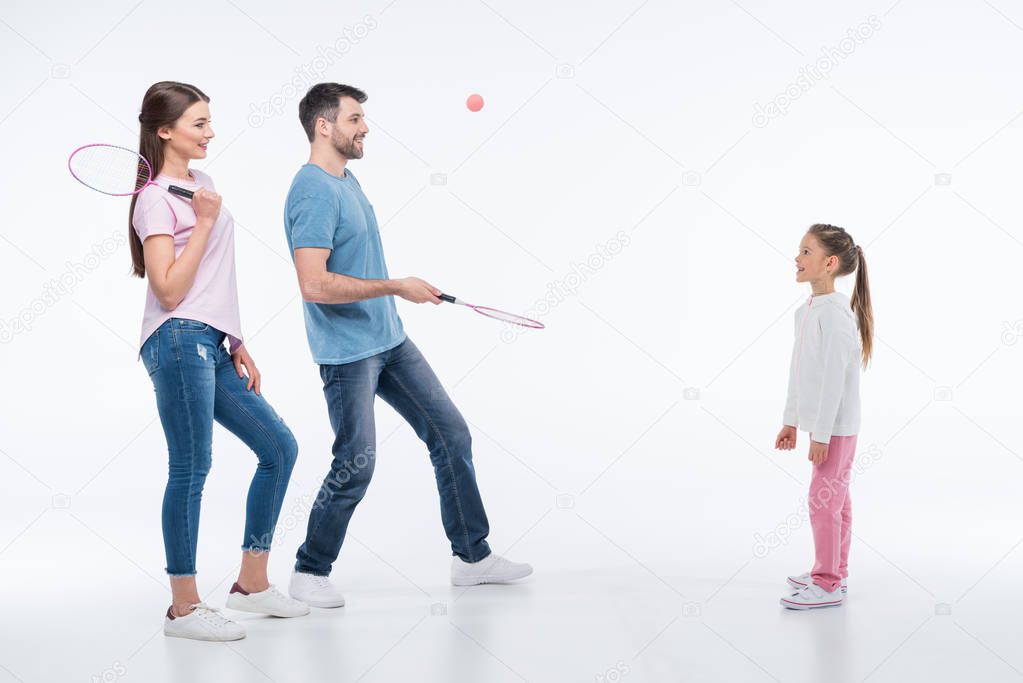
[69,144,152,196]
[472,306,545,329]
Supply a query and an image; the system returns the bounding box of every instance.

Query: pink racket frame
[439,294,545,329]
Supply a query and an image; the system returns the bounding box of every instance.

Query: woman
[131,81,307,641]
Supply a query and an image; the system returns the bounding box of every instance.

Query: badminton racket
[68,143,194,199]
[438,294,544,329]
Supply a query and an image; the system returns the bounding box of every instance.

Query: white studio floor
[2,473,1021,683]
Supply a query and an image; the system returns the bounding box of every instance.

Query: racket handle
[438,293,456,304]
[168,185,194,200]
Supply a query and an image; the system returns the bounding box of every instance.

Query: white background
[2,0,1022,681]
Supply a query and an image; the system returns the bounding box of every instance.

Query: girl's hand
[808,440,829,465]
[775,425,797,450]
[232,345,261,395]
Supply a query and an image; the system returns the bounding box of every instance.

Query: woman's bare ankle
[236,578,270,594]
[170,602,198,618]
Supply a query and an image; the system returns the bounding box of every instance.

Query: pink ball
[466,94,484,112]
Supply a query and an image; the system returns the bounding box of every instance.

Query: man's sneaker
[288,570,346,608]
[780,583,844,610]
[226,583,310,617]
[786,571,847,593]
[164,603,246,641]
[451,554,533,586]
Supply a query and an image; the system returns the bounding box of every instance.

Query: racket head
[68,143,153,196]
[470,305,545,329]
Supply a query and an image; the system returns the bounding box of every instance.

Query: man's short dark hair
[298,83,368,142]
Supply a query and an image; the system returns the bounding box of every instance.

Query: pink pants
[809,433,858,592]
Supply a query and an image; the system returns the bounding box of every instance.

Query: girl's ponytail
[851,244,873,368]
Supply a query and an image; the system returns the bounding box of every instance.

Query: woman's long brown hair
[808,223,873,368]
[129,81,209,278]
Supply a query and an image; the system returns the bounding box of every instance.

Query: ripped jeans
[141,318,298,576]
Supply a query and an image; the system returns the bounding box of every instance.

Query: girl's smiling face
[795,232,838,284]
[158,100,214,161]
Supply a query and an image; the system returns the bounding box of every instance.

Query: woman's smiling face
[159,100,214,162]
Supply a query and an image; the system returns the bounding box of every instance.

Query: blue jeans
[295,337,491,575]
[141,318,298,576]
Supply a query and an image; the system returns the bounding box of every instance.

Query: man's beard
[332,130,363,159]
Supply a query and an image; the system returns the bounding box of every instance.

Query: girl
[774,223,873,610]
[131,81,307,640]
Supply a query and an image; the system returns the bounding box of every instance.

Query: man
[284,83,532,607]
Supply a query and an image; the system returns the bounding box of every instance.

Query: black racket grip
[168,185,194,200]
[438,293,456,303]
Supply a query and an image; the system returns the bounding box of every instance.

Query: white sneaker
[451,554,533,586]
[163,603,246,641]
[226,583,310,617]
[288,570,346,608]
[786,571,847,593]
[780,583,844,610]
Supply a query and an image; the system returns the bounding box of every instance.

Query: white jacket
[783,291,862,443]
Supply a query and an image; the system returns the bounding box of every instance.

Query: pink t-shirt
[132,168,244,355]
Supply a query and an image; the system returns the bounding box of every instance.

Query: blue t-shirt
[284,164,405,364]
